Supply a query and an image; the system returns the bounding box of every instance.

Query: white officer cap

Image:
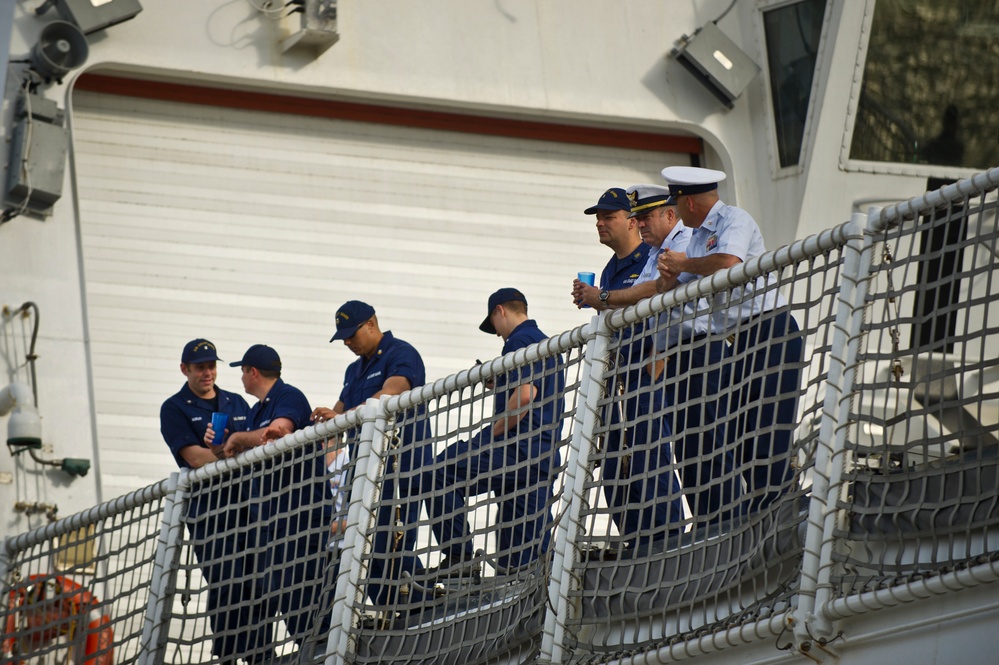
[660,166,727,197]
[626,184,674,217]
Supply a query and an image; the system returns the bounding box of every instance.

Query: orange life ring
[3,574,114,665]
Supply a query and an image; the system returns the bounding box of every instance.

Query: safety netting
[833,179,999,596]
[1,482,169,664]
[551,221,848,662]
[4,167,999,665]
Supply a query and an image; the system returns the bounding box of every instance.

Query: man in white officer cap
[656,166,804,520]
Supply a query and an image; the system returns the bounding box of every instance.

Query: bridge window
[763,0,827,168]
[849,1,999,170]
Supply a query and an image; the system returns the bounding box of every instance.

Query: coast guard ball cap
[660,166,727,197]
[182,338,220,364]
[583,188,631,215]
[229,344,282,371]
[480,287,528,335]
[626,184,674,218]
[330,300,376,341]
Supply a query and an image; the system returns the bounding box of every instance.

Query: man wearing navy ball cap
[572,187,652,309]
[159,338,268,662]
[576,186,688,546]
[163,338,251,469]
[219,343,331,653]
[312,300,433,606]
[429,288,566,575]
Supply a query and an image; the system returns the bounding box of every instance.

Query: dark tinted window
[763,0,827,168]
[850,0,999,169]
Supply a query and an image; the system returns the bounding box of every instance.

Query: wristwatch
[598,290,610,304]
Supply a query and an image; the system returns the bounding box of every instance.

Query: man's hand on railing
[261,424,286,444]
[223,435,249,458]
[312,407,336,423]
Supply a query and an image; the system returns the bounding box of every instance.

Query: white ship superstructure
[1,2,997,663]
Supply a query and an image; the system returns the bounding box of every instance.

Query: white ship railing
[2,167,999,665]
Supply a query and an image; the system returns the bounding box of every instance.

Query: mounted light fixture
[1,382,90,478]
[34,0,143,35]
[670,21,760,109]
[0,382,42,451]
[0,305,90,478]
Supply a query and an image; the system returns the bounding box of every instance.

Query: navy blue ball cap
[181,338,220,364]
[330,300,376,341]
[480,287,528,334]
[583,188,631,215]
[229,344,282,371]
[660,166,726,197]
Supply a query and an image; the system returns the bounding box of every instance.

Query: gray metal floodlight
[671,21,760,109]
[35,0,143,35]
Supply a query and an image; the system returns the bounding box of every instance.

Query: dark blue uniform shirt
[494,319,566,476]
[339,331,432,472]
[160,383,251,470]
[160,383,252,520]
[250,378,311,433]
[600,243,652,291]
[601,244,654,374]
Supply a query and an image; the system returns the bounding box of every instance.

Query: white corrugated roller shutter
[70,87,691,497]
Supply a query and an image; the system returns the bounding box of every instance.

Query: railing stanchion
[326,399,384,664]
[138,472,184,665]
[795,211,872,645]
[540,315,610,665]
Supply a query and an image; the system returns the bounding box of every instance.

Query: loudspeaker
[671,22,760,109]
[29,20,89,82]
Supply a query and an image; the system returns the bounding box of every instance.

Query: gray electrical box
[282,0,339,55]
[5,93,69,214]
[671,22,760,109]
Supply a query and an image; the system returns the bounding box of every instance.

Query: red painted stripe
[75,73,702,155]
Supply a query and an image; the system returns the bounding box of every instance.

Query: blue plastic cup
[577,272,596,308]
[210,412,228,445]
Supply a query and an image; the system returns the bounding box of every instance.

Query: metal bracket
[282,0,339,56]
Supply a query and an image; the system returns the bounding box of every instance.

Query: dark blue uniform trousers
[188,493,272,663]
[431,429,555,571]
[365,470,429,606]
[663,336,744,522]
[602,367,684,548]
[726,310,804,513]
[262,527,328,648]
